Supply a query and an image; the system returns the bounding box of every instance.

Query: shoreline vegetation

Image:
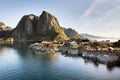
[0,31,120,67]
[28,39,120,65]
[0,11,120,66]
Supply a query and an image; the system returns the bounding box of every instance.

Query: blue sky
[0,0,120,38]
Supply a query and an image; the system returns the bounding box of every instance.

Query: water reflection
[62,53,120,71]
[0,46,8,54]
[2,41,120,71]
[0,42,120,80]
[84,58,99,67]
[13,41,32,51]
[33,51,59,60]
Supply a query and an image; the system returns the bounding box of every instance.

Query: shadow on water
[12,41,59,63]
[12,41,33,50]
[0,41,62,80]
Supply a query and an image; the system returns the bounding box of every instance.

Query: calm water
[0,42,120,80]
[89,38,119,42]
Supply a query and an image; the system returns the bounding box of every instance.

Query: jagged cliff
[63,27,82,39]
[12,11,68,41]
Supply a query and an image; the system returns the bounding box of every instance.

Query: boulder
[98,55,119,63]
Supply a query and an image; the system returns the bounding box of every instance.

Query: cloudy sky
[0,0,120,38]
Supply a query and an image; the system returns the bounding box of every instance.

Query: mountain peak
[28,14,37,20]
[12,11,68,41]
[63,27,82,39]
[40,11,56,21]
[42,11,48,14]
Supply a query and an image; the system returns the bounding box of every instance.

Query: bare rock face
[12,11,68,41]
[37,11,68,41]
[0,22,5,31]
[12,14,39,40]
[63,28,82,39]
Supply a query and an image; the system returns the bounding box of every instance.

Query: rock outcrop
[0,22,12,31]
[59,46,119,64]
[0,22,13,38]
[12,11,68,41]
[0,22,5,31]
[12,14,38,40]
[63,28,82,39]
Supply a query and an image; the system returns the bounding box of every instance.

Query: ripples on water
[0,42,120,80]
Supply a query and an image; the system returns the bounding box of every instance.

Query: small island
[1,0,120,79]
[0,11,120,66]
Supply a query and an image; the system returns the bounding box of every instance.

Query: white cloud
[105,6,120,15]
[83,0,120,18]
[83,0,108,17]
[79,0,120,38]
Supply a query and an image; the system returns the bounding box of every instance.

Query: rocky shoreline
[59,46,120,64]
[29,43,120,65]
